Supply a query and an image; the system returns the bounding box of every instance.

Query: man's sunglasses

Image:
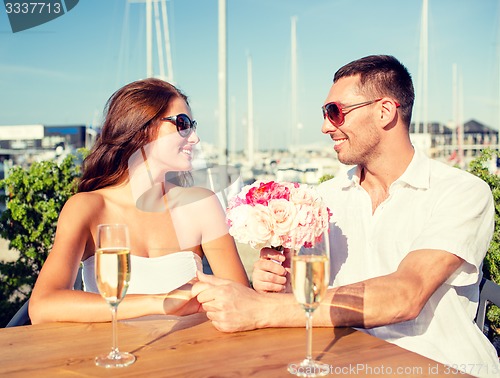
[322,98,399,127]
[161,113,197,137]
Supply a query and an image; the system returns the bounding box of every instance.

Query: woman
[29,78,249,324]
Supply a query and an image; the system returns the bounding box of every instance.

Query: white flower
[226,180,331,251]
[243,204,275,250]
[268,198,298,236]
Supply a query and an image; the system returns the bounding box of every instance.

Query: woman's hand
[251,247,291,293]
[162,279,201,316]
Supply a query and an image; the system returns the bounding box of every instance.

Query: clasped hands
[183,247,292,332]
[166,247,291,330]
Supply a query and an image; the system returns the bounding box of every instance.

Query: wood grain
[0,313,470,377]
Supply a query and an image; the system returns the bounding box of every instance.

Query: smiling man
[193,55,500,377]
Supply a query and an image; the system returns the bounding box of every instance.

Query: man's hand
[252,247,291,293]
[192,271,265,332]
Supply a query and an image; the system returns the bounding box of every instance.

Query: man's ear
[379,98,399,129]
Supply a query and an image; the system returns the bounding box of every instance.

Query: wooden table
[0,313,470,377]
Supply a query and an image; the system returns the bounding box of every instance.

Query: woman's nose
[189,130,200,144]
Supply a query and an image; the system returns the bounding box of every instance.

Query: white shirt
[318,149,500,377]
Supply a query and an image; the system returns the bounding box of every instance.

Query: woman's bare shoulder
[66,191,105,204]
[169,185,220,208]
[53,191,107,245]
[60,191,105,217]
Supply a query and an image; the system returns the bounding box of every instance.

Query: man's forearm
[258,287,364,329]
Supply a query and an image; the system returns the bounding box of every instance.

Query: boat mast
[415,0,428,134]
[422,0,428,134]
[247,54,254,167]
[291,16,298,150]
[498,17,500,154]
[452,64,464,167]
[218,0,228,166]
[146,0,153,77]
[132,0,173,81]
[160,0,174,83]
[153,0,165,79]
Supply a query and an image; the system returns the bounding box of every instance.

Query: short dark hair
[334,55,414,126]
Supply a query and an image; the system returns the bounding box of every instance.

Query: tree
[0,152,84,326]
[318,174,334,184]
[467,148,500,334]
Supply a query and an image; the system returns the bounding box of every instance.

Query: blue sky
[0,0,499,150]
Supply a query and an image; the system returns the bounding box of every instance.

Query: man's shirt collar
[340,148,430,190]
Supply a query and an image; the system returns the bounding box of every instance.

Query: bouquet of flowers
[226,180,331,251]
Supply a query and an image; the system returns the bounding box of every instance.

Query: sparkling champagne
[95,248,131,305]
[291,255,329,311]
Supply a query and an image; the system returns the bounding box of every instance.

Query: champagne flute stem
[305,310,313,362]
[110,304,119,358]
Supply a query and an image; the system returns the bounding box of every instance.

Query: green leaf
[0,150,85,326]
[468,148,500,332]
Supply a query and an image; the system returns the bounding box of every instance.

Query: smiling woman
[28,78,249,325]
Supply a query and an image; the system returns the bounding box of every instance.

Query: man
[193,55,500,376]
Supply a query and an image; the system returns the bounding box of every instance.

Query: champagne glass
[288,230,330,377]
[94,224,136,368]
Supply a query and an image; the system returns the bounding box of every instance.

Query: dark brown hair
[78,78,190,192]
[334,55,414,126]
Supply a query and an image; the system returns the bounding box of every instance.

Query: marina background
[0,0,499,152]
[0,0,500,261]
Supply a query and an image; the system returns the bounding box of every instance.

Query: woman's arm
[203,234,249,286]
[195,191,249,287]
[28,194,177,324]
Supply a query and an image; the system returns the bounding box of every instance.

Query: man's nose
[321,117,338,134]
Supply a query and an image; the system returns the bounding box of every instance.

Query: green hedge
[467,148,500,330]
[0,152,83,327]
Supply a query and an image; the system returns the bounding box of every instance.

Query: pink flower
[226,180,331,251]
[244,181,290,206]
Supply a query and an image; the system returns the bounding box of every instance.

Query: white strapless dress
[82,251,202,295]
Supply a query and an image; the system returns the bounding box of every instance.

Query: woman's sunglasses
[161,113,197,138]
[322,98,399,127]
